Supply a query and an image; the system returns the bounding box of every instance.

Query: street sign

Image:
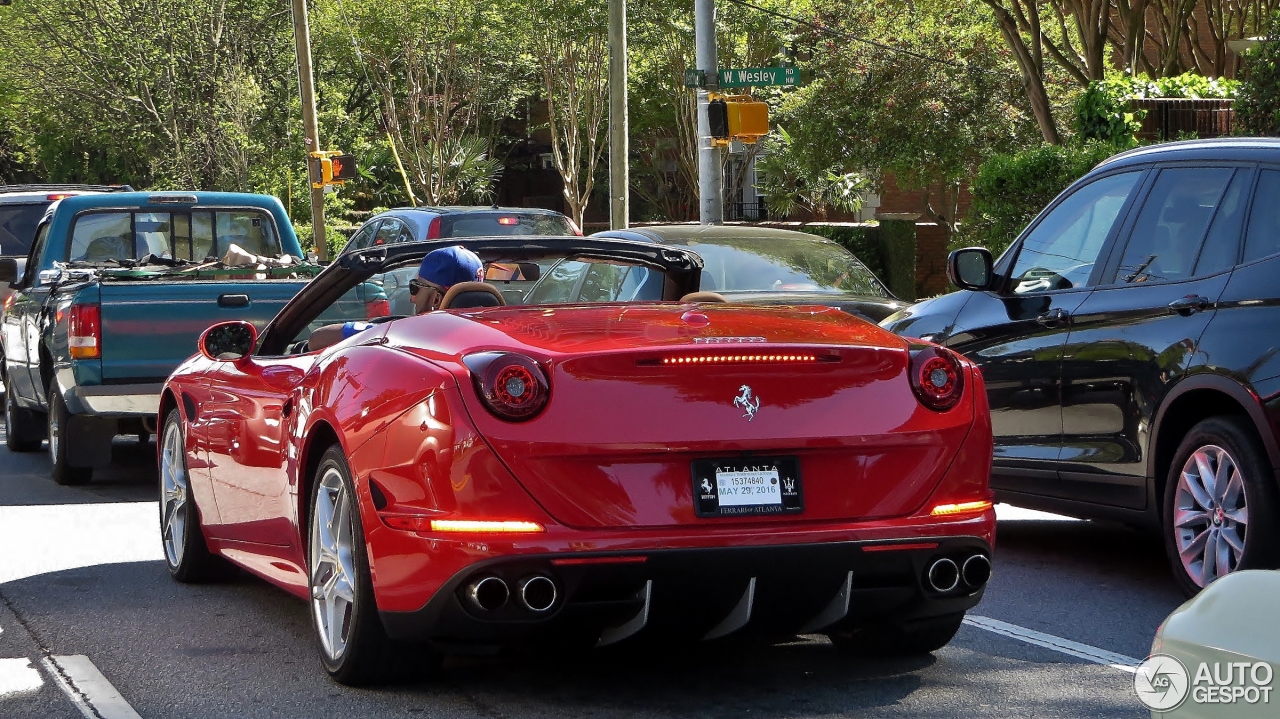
[684,69,707,89]
[718,67,800,88]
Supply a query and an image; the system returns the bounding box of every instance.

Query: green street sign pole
[717,66,800,88]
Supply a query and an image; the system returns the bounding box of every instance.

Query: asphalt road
[0,422,1186,718]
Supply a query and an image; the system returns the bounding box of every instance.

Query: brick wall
[877,173,972,222]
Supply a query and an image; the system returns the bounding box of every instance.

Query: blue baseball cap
[418,246,483,289]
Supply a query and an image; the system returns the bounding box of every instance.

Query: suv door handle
[1168,295,1210,316]
[218,293,250,308]
[1035,308,1069,327]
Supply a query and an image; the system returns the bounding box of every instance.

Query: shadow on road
[0,417,157,506]
[982,517,1184,657]
[0,560,1145,718]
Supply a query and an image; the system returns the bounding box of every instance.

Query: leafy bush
[755,128,867,219]
[959,142,1124,257]
[1237,13,1280,136]
[1075,72,1240,144]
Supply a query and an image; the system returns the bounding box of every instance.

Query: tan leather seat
[680,291,728,303]
[439,282,506,309]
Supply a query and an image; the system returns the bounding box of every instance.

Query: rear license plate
[692,457,803,517]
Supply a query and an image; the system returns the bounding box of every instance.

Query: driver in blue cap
[407,245,485,314]
[308,245,484,351]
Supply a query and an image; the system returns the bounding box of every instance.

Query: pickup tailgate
[96,279,309,381]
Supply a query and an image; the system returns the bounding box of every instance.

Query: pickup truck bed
[0,191,335,485]
[56,276,314,416]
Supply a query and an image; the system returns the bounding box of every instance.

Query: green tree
[1237,13,1280,136]
[0,0,295,190]
[527,0,609,228]
[320,0,524,206]
[781,0,1035,235]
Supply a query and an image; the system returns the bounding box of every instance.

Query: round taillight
[463,352,549,421]
[909,346,965,411]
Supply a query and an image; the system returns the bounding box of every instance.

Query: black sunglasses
[409,278,444,297]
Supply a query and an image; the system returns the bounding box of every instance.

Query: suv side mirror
[199,321,258,362]
[0,258,18,285]
[947,248,994,291]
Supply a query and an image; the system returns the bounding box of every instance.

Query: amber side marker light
[429,519,545,533]
[930,500,994,517]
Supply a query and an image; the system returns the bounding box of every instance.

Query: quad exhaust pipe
[518,575,558,613]
[962,554,992,588]
[925,554,991,594]
[465,575,510,612]
[464,574,559,613]
[926,558,960,593]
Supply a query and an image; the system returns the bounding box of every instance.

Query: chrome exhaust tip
[926,558,960,593]
[518,575,558,613]
[465,575,509,612]
[962,554,992,588]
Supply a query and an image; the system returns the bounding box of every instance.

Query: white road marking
[42,655,142,719]
[965,615,1142,672]
[0,503,162,584]
[994,503,1081,522]
[0,657,43,699]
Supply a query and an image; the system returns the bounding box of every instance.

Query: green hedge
[1075,72,1240,144]
[959,142,1123,258]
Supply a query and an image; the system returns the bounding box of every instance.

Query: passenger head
[410,245,484,313]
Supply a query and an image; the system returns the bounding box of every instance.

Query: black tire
[309,445,431,685]
[48,382,92,485]
[4,384,44,452]
[160,409,235,583]
[827,612,965,657]
[1163,416,1280,597]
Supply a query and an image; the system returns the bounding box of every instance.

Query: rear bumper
[63,383,162,417]
[376,521,993,649]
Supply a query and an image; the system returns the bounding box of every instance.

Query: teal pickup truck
[0,192,336,484]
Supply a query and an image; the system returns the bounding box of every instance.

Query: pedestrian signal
[309,151,358,188]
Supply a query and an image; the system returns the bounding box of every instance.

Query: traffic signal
[708,98,729,141]
[706,94,769,145]
[727,97,769,143]
[308,151,358,188]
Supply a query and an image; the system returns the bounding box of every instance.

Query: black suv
[882,139,1280,595]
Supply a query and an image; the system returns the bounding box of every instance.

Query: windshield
[441,212,576,237]
[0,202,49,257]
[674,235,888,297]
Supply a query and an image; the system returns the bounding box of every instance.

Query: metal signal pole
[290,0,329,261]
[694,0,723,224]
[608,0,629,230]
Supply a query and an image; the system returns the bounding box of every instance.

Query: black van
[882,139,1280,596]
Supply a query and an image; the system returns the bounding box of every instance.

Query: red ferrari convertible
[159,237,995,685]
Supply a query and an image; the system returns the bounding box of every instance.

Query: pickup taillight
[68,304,101,359]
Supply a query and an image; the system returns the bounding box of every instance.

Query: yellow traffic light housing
[309,150,358,189]
[706,94,769,146]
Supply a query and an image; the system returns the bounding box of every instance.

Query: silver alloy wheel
[1173,444,1249,587]
[310,467,357,662]
[160,421,188,568]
